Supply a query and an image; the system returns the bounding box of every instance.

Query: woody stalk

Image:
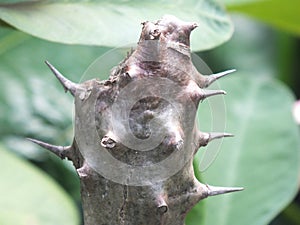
[28,15,243,225]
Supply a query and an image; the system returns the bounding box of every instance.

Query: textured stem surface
[29,15,242,225]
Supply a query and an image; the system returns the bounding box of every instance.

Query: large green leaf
[0,27,109,156]
[192,74,300,225]
[225,0,300,36]
[0,0,233,51]
[0,27,109,202]
[0,145,79,225]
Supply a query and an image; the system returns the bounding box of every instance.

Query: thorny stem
[28,15,242,225]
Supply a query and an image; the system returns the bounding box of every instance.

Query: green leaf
[0,0,32,4]
[193,74,300,225]
[0,145,79,225]
[0,28,112,202]
[0,0,233,51]
[0,27,109,156]
[0,27,108,201]
[225,0,300,36]
[222,0,265,6]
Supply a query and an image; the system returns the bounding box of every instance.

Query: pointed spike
[204,69,236,87]
[45,60,78,96]
[205,184,244,197]
[209,132,234,142]
[197,132,233,148]
[183,22,198,32]
[202,89,226,99]
[27,138,70,159]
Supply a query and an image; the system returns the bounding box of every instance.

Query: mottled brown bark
[28,15,242,225]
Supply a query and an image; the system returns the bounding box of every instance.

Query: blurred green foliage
[226,0,300,36]
[0,0,299,225]
[0,145,79,225]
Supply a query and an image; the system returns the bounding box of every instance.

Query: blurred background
[0,0,299,225]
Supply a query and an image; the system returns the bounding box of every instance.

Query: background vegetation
[0,0,299,225]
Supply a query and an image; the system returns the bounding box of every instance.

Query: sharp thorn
[197,132,233,148]
[45,60,78,96]
[202,89,226,99]
[26,138,70,159]
[209,132,234,142]
[204,69,236,87]
[205,184,244,197]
